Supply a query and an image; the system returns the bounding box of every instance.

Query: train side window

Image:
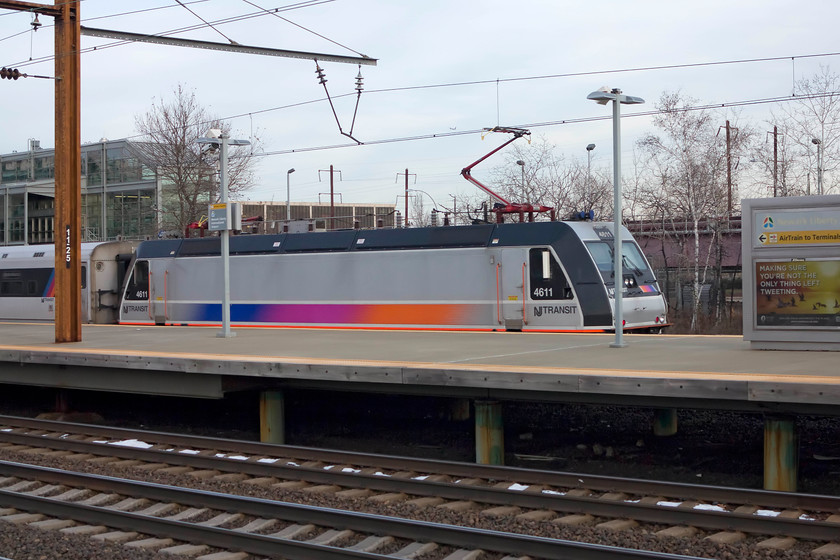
[529,249,572,300]
[81,266,87,290]
[125,260,149,301]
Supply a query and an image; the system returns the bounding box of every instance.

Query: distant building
[237,201,398,235]
[0,139,160,246]
[1,139,398,245]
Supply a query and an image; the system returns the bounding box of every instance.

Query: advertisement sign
[755,259,840,328]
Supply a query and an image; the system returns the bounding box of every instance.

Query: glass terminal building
[1,139,397,246]
[0,139,159,246]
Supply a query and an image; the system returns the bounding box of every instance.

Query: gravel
[2,388,840,559]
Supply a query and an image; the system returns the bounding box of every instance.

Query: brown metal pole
[55,0,82,343]
[404,169,408,228]
[329,164,334,230]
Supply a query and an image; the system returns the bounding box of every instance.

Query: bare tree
[487,136,614,220]
[637,92,750,331]
[773,66,840,195]
[132,85,259,235]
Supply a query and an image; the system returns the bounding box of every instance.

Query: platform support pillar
[450,399,471,421]
[475,400,504,465]
[764,416,798,492]
[259,390,285,444]
[652,408,678,436]
[55,390,70,414]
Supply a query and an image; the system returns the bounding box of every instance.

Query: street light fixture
[811,138,823,195]
[516,160,525,203]
[587,87,644,348]
[196,131,251,339]
[286,168,296,221]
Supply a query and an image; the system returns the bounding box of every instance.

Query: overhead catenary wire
[2,0,338,67]
[174,0,239,45]
[251,90,840,158]
[240,0,367,57]
[0,0,213,43]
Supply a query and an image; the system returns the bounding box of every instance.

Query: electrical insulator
[31,14,42,32]
[315,64,327,85]
[355,70,364,93]
[0,67,22,80]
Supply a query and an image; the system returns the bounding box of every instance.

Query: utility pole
[395,169,416,227]
[318,166,342,229]
[0,0,81,343]
[725,120,732,219]
[717,120,738,220]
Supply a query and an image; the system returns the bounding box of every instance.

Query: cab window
[529,248,572,300]
[125,260,149,301]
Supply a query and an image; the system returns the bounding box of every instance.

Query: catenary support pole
[55,0,82,343]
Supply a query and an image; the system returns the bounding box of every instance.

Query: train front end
[571,222,669,332]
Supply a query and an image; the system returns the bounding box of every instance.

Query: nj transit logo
[762,216,774,229]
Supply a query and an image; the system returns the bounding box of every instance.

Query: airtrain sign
[743,196,840,350]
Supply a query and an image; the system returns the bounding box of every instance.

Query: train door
[120,259,151,324]
[499,248,527,330]
[148,260,168,325]
[79,263,90,323]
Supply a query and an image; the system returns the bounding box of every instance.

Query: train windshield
[585,241,652,276]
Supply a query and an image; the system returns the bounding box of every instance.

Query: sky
[1,0,838,213]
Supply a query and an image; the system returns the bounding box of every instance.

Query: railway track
[1,415,840,558]
[0,461,712,560]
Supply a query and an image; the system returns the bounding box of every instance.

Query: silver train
[0,222,668,332]
[0,241,136,323]
[118,221,668,332]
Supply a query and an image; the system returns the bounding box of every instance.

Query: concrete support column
[449,398,471,421]
[259,390,285,444]
[475,400,504,465]
[764,416,798,492]
[652,408,678,436]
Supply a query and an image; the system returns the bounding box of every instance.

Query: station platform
[0,322,837,415]
[1,321,835,490]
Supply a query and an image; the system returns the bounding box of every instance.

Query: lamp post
[587,88,644,348]
[197,131,250,339]
[516,159,525,203]
[812,138,823,196]
[286,168,295,221]
[586,143,595,205]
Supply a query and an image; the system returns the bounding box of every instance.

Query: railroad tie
[124,537,175,550]
[755,536,797,551]
[268,523,317,539]
[348,535,395,553]
[233,518,279,533]
[393,542,439,559]
[307,529,355,546]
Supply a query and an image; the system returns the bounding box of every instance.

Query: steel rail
[1,425,839,541]
[0,461,705,560]
[2,414,838,512]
